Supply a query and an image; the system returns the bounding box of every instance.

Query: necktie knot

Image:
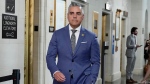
[71,30,77,34]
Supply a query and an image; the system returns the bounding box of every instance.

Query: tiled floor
[105,75,149,84]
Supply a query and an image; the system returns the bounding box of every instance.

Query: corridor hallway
[1,0,150,84]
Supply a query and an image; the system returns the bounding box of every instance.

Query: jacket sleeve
[126,36,136,49]
[90,36,100,82]
[46,31,58,77]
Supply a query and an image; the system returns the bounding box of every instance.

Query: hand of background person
[136,45,142,48]
[145,47,148,50]
[141,79,146,84]
[54,71,66,82]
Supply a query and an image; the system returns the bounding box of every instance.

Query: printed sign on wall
[6,0,15,13]
[2,14,17,39]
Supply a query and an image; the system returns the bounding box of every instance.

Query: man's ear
[67,13,69,18]
[82,14,84,19]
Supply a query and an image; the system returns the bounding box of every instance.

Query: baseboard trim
[121,68,143,76]
[121,70,126,75]
[133,68,143,75]
[105,71,121,82]
[96,78,102,84]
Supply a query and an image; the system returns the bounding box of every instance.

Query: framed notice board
[2,14,17,39]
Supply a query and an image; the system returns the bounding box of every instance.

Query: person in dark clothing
[141,40,150,83]
[144,40,149,64]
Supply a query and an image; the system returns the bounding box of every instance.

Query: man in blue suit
[46,2,100,84]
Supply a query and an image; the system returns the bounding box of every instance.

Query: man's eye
[77,12,81,15]
[70,12,73,15]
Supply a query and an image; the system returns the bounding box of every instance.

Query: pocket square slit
[81,41,87,43]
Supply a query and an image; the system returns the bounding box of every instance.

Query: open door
[120,18,125,72]
[120,17,127,75]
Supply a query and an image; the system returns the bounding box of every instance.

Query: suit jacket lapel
[64,25,72,54]
[73,27,86,57]
[131,34,136,44]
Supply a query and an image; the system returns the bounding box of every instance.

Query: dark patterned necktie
[71,30,77,53]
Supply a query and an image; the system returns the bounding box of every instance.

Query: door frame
[120,16,127,75]
[24,0,34,84]
[101,10,113,82]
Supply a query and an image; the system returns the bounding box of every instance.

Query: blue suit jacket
[46,25,100,84]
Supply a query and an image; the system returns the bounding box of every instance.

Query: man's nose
[73,14,77,17]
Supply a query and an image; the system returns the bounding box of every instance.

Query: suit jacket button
[72,59,74,62]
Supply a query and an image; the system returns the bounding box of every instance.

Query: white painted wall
[56,0,65,30]
[108,0,147,80]
[0,0,25,84]
[45,0,54,83]
[86,1,103,83]
[96,0,147,82]
[100,0,131,82]
[33,0,40,84]
[130,0,145,74]
[148,0,150,37]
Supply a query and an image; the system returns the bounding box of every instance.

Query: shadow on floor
[105,75,148,84]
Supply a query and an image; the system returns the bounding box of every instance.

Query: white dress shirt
[69,24,81,45]
[135,35,137,45]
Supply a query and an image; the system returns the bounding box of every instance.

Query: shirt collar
[69,24,81,32]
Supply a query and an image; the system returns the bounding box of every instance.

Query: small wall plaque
[6,0,15,13]
[105,2,112,11]
[49,26,55,32]
[123,11,128,17]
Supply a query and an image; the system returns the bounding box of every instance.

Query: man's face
[67,6,84,28]
[134,29,138,35]
[146,40,150,44]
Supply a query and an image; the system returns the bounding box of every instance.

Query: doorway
[120,18,126,74]
[101,10,113,82]
[102,15,106,44]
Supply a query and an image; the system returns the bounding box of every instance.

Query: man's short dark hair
[68,2,84,14]
[131,27,138,34]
